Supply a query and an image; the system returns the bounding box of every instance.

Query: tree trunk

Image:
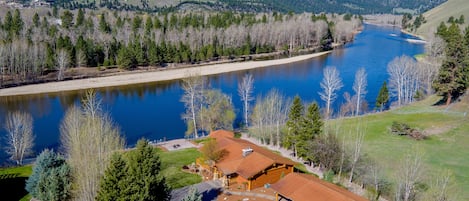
[349,165,355,183]
[446,93,452,105]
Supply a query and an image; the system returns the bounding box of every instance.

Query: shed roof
[271,173,368,201]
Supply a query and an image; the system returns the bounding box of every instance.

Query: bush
[323,169,335,182]
[390,121,425,140]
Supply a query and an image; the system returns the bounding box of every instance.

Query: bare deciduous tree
[363,163,388,201]
[181,72,207,138]
[60,90,124,201]
[420,35,445,95]
[76,49,86,68]
[250,89,289,147]
[395,149,424,201]
[349,121,365,183]
[238,73,254,128]
[422,170,456,201]
[56,49,70,81]
[387,56,419,106]
[425,35,445,60]
[353,68,367,116]
[319,66,343,118]
[4,111,34,165]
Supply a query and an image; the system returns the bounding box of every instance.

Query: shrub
[390,121,425,140]
[25,149,72,201]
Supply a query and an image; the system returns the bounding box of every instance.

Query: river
[0,24,424,163]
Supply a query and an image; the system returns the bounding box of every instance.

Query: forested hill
[47,0,447,14]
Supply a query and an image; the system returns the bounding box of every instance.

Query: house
[271,173,368,201]
[205,130,295,191]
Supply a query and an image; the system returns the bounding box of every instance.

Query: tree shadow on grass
[202,188,221,201]
[433,97,448,106]
[0,174,28,200]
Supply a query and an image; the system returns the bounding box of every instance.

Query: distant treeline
[38,0,447,14]
[0,8,361,87]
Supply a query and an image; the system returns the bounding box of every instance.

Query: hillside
[51,0,447,14]
[332,94,469,200]
[416,0,469,39]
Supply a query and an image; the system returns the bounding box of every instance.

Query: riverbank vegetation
[0,7,361,88]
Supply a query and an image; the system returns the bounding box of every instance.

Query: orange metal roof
[210,130,295,179]
[271,173,368,201]
[209,130,235,139]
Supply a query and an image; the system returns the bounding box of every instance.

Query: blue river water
[0,24,424,162]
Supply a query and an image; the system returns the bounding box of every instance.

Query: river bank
[0,51,330,97]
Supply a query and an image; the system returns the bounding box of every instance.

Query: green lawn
[158,148,203,189]
[0,165,33,201]
[330,95,469,200]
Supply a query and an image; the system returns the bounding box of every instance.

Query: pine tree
[302,102,323,138]
[145,17,153,35]
[124,139,171,201]
[3,11,12,33]
[284,96,304,156]
[99,14,111,33]
[132,15,143,33]
[97,139,170,201]
[96,153,127,201]
[76,9,85,27]
[61,10,74,29]
[11,9,24,37]
[376,81,389,111]
[33,13,40,28]
[433,23,469,105]
[297,102,323,161]
[459,15,465,24]
[117,45,135,69]
[464,26,469,49]
[25,149,72,201]
[148,41,161,66]
[132,37,146,65]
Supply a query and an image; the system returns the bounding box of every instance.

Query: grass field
[158,148,203,189]
[0,165,33,201]
[416,0,469,39]
[330,95,469,200]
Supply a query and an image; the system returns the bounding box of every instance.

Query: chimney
[242,147,253,157]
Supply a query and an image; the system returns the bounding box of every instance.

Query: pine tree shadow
[0,174,28,200]
[433,97,447,106]
[432,93,463,106]
[201,188,222,201]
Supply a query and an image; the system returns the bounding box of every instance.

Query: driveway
[171,180,222,201]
